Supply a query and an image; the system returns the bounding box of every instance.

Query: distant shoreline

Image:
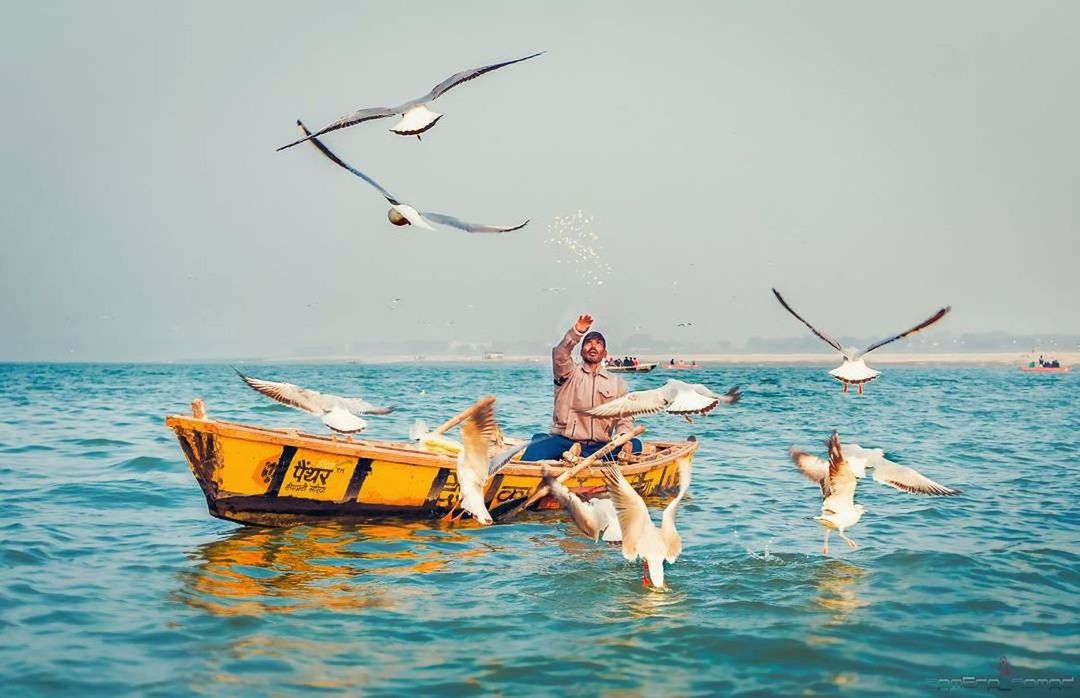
[263,351,1080,366]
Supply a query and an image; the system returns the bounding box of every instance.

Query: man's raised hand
[574,314,593,334]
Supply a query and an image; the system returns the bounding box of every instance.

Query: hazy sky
[1,1,1077,361]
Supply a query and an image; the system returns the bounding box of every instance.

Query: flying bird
[455,402,545,525]
[542,465,622,543]
[772,288,950,394]
[601,457,691,589]
[296,120,528,234]
[277,51,545,150]
[583,379,740,422]
[235,369,393,433]
[789,432,959,555]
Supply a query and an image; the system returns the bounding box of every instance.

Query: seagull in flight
[277,51,544,150]
[583,379,740,423]
[601,458,691,589]
[790,432,959,555]
[296,120,528,234]
[542,465,622,543]
[455,400,546,525]
[772,288,950,394]
[235,369,393,433]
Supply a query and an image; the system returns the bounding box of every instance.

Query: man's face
[581,337,607,365]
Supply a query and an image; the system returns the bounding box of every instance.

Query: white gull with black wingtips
[790,432,959,555]
[772,288,950,394]
[235,369,393,433]
[583,379,740,423]
[277,51,544,149]
[295,120,528,234]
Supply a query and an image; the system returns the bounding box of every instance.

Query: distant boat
[663,361,700,370]
[607,362,658,373]
[1020,361,1070,373]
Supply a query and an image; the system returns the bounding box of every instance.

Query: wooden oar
[434,395,496,435]
[495,425,646,523]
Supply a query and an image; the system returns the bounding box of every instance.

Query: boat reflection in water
[177,519,479,617]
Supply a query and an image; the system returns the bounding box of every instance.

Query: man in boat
[521,314,643,461]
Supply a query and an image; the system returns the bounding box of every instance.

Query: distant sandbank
[266,352,1080,366]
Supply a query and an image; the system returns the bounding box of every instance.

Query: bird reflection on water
[808,559,870,632]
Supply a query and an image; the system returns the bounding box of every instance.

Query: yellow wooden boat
[165,400,699,527]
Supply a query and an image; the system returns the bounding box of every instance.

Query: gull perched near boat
[277,51,544,150]
[542,465,622,543]
[235,369,394,434]
[601,457,690,589]
[790,432,959,555]
[772,288,950,394]
[296,120,528,234]
[583,379,740,423]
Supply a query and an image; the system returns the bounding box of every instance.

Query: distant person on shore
[521,314,643,461]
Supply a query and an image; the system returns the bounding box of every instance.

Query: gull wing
[663,382,720,416]
[660,457,691,562]
[789,447,830,497]
[865,452,959,496]
[235,369,326,415]
[772,288,846,355]
[420,212,529,234]
[823,432,857,511]
[423,51,545,101]
[409,418,430,441]
[583,387,669,418]
[488,434,549,476]
[457,401,500,525]
[321,406,368,434]
[277,107,398,151]
[601,465,652,562]
[542,465,602,541]
[340,397,395,415]
[689,384,741,405]
[294,120,401,204]
[591,499,623,542]
[862,306,951,356]
[459,400,499,485]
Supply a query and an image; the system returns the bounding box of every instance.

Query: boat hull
[607,362,658,373]
[1020,366,1070,373]
[165,415,698,526]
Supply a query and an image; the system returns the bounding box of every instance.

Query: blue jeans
[520,433,643,462]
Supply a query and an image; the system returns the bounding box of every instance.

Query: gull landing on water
[790,432,959,555]
[583,379,740,423]
[601,458,690,589]
[296,121,528,234]
[772,288,950,394]
[277,51,544,149]
[235,370,394,434]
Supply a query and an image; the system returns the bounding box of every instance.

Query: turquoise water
[0,362,1076,696]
